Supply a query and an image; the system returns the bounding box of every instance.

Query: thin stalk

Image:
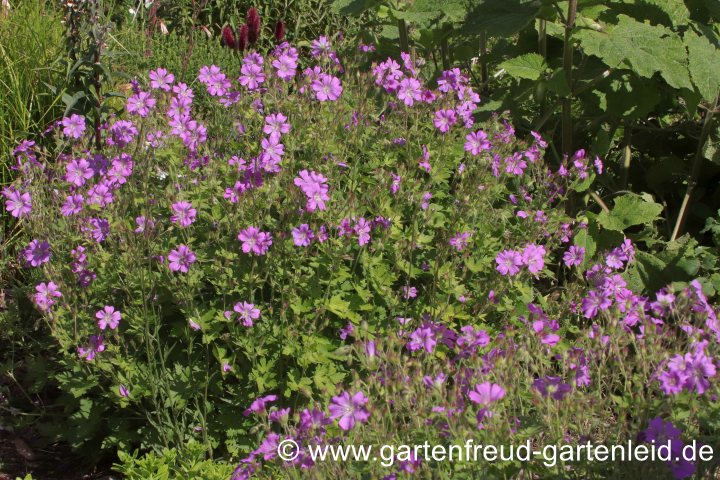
[398,19,409,53]
[538,19,547,59]
[533,68,611,132]
[671,96,719,241]
[440,36,450,71]
[620,123,632,189]
[479,30,488,90]
[589,190,610,213]
[561,0,578,156]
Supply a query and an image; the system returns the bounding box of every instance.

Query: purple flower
[642,417,682,445]
[397,77,422,106]
[87,181,114,208]
[312,74,343,102]
[456,325,490,356]
[581,289,612,319]
[433,109,456,133]
[339,322,354,340]
[134,216,155,233]
[328,391,370,431]
[173,82,194,100]
[641,418,696,479]
[268,408,290,423]
[407,327,437,353]
[78,335,105,361]
[107,154,133,185]
[421,191,432,210]
[437,67,467,92]
[198,65,231,96]
[119,385,130,397]
[272,52,298,81]
[354,217,371,246]
[310,35,332,58]
[33,281,62,312]
[83,218,110,243]
[24,239,51,267]
[96,305,121,330]
[658,368,687,395]
[70,245,87,273]
[263,113,291,136]
[149,67,175,91]
[505,153,527,175]
[260,133,285,167]
[605,247,629,269]
[65,158,94,186]
[298,408,331,435]
[294,170,330,212]
[364,341,377,359]
[685,349,717,394]
[495,249,523,276]
[423,373,447,389]
[168,245,197,273]
[292,224,314,247]
[61,114,86,139]
[468,382,506,405]
[658,347,717,395]
[533,376,572,400]
[107,119,138,148]
[230,301,261,327]
[238,226,273,255]
[521,243,546,274]
[563,245,585,267]
[450,232,471,252]
[244,394,278,416]
[2,187,32,218]
[464,130,491,155]
[127,91,156,117]
[239,61,266,90]
[388,174,401,197]
[401,286,417,299]
[171,201,197,228]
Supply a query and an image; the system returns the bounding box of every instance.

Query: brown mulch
[0,431,115,480]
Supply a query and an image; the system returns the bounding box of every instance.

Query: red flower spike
[246,7,261,44]
[274,20,285,42]
[220,25,236,49]
[237,24,249,51]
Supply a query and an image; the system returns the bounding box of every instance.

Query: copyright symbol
[277,438,300,462]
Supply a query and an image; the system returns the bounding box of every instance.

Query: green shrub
[3,24,719,480]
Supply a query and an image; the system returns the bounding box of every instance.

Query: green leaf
[325,294,361,322]
[573,172,596,193]
[604,74,662,119]
[331,0,379,16]
[380,24,400,40]
[62,90,87,115]
[626,238,700,292]
[545,68,570,96]
[639,0,691,27]
[703,125,720,165]
[500,53,547,80]
[438,0,468,22]
[597,193,664,231]
[575,14,692,90]
[391,8,438,24]
[573,225,596,264]
[460,0,540,37]
[685,29,720,101]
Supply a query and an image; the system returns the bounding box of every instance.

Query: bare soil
[0,431,114,480]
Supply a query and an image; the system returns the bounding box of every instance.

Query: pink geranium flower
[328,391,370,431]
